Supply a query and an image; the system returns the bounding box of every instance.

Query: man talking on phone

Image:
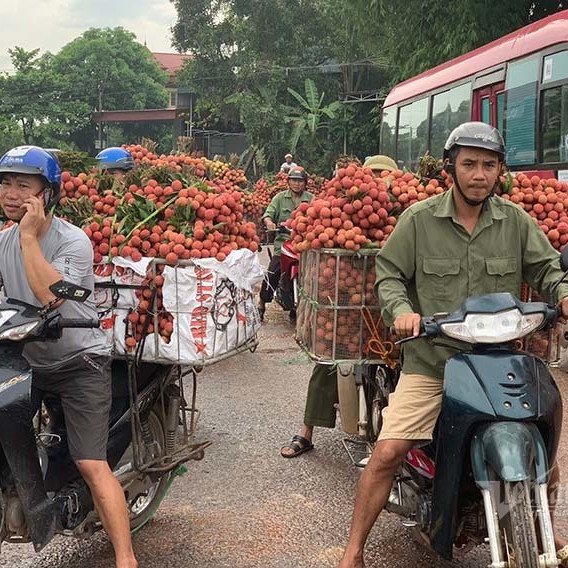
[0,146,137,568]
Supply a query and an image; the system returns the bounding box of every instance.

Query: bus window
[481,98,490,124]
[429,83,471,159]
[504,57,538,166]
[380,106,396,159]
[541,85,568,163]
[396,97,429,170]
[542,50,568,84]
[496,91,505,134]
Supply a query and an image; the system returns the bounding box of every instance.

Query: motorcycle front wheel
[503,480,540,568]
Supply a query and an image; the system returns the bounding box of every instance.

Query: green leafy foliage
[0,48,89,147]
[58,196,96,228]
[285,79,343,156]
[55,150,98,176]
[0,28,169,152]
[173,0,351,174]
[346,0,566,81]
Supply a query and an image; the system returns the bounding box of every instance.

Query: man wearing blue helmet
[0,146,137,568]
[96,147,135,180]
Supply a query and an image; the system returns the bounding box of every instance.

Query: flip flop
[280,435,314,458]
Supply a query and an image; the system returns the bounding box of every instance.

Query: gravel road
[3,303,568,568]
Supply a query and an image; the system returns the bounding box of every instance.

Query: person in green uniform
[259,167,314,321]
[281,156,399,459]
[338,122,568,568]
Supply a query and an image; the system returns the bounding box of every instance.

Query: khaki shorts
[378,372,443,445]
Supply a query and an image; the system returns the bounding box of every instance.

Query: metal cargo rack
[520,283,563,367]
[95,257,260,474]
[295,248,398,366]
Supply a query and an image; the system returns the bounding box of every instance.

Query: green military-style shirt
[263,189,314,255]
[376,189,568,379]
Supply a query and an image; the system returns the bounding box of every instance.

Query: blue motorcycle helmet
[95,147,135,172]
[0,145,62,212]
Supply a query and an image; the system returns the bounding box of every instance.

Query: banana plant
[285,78,343,153]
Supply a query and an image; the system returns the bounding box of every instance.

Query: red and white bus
[379,9,568,179]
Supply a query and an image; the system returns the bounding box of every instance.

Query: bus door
[473,82,505,133]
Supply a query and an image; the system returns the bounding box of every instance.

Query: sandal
[280,435,314,458]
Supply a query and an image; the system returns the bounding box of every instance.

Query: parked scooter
[0,280,209,553]
[375,262,568,565]
[264,225,300,317]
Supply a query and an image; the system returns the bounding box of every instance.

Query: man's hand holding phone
[19,194,46,242]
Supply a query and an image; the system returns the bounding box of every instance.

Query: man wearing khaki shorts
[338,122,568,568]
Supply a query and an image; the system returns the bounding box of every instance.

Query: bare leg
[76,460,138,568]
[338,439,414,568]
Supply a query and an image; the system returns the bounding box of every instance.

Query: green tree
[0,28,170,152]
[0,47,86,146]
[347,0,566,81]
[285,78,343,152]
[172,1,355,171]
[226,81,288,165]
[171,1,395,172]
[51,27,169,150]
[0,115,24,155]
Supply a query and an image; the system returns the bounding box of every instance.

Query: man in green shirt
[338,122,568,568]
[259,168,314,321]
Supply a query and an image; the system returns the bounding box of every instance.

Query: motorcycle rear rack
[341,437,373,468]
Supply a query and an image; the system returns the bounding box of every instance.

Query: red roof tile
[152,52,193,79]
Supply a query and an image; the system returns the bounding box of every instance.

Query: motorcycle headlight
[440,309,544,344]
[0,322,40,341]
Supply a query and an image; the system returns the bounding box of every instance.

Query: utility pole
[97,88,103,150]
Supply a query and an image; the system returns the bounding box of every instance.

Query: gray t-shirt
[0,217,108,369]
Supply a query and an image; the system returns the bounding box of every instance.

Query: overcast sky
[0,0,178,72]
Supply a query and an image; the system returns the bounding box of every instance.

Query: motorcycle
[374,256,568,566]
[264,225,300,317]
[0,279,209,553]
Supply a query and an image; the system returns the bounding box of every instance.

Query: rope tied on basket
[362,307,398,370]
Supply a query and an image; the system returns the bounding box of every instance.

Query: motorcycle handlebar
[58,318,100,329]
[265,228,292,235]
[392,305,559,346]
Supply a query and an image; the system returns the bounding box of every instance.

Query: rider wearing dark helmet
[0,146,138,568]
[259,167,313,321]
[338,122,568,568]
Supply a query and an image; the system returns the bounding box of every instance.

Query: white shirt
[280,161,298,173]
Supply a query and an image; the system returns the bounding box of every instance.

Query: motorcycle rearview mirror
[49,280,91,303]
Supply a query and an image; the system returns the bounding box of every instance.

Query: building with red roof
[151,52,193,87]
[93,52,247,157]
